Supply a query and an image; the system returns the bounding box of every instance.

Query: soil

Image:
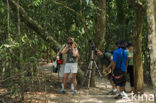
[0,63,154,103]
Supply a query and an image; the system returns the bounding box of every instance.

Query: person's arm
[112,62,116,73]
[105,61,113,71]
[105,56,113,71]
[126,51,129,72]
[57,52,60,56]
[112,52,117,73]
[72,48,79,57]
[128,56,133,58]
[61,45,69,54]
[126,61,128,69]
[56,52,60,60]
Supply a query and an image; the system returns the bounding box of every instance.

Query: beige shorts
[64,63,78,73]
[59,64,72,78]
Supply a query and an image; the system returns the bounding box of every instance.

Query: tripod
[82,48,103,89]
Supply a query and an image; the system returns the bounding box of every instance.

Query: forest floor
[0,63,155,103]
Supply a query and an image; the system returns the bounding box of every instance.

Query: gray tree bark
[147,0,156,102]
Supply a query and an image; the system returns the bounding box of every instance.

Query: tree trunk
[142,30,152,84]
[6,0,10,39]
[17,0,24,100]
[116,0,125,24]
[90,0,106,87]
[95,0,106,48]
[155,0,156,31]
[130,0,145,94]
[147,0,156,101]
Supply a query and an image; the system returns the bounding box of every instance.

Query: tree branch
[5,0,61,48]
[49,0,81,17]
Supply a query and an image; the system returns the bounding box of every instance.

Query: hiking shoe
[73,90,77,95]
[106,90,117,95]
[60,90,66,94]
[115,94,122,99]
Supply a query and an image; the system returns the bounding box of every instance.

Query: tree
[6,0,10,39]
[90,0,106,87]
[95,0,106,48]
[147,0,156,99]
[129,0,145,93]
[116,0,125,24]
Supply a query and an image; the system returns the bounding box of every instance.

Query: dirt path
[24,63,154,103]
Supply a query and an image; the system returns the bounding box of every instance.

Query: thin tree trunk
[6,0,10,39]
[6,0,11,80]
[47,44,49,63]
[17,0,24,100]
[147,0,156,102]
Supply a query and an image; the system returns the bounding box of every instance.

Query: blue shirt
[113,48,128,72]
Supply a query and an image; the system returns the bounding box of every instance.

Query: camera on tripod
[89,40,98,53]
[82,40,103,89]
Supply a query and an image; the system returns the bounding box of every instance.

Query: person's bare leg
[64,73,69,89]
[110,79,116,89]
[120,86,125,92]
[72,73,77,90]
[61,77,64,90]
[131,87,134,92]
[70,74,74,91]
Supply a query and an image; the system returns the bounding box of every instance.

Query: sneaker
[115,94,122,99]
[60,90,66,94]
[124,89,131,93]
[106,90,117,95]
[73,90,77,95]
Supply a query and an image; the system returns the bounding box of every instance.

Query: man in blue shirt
[112,41,128,99]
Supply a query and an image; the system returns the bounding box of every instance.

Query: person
[97,50,117,95]
[56,44,74,92]
[112,41,128,99]
[61,37,79,95]
[126,41,134,92]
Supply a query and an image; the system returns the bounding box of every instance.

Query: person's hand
[71,43,75,49]
[66,44,70,48]
[56,56,59,60]
[105,67,110,72]
[64,44,70,50]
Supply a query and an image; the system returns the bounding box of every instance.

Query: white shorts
[59,64,72,78]
[64,63,78,73]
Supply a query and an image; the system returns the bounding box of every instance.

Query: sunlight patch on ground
[79,98,104,103]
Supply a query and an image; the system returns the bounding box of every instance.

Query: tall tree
[17,0,24,101]
[147,0,156,99]
[90,0,106,87]
[95,0,106,48]
[116,0,125,24]
[129,0,145,93]
[6,0,10,39]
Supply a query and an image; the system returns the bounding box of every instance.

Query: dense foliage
[0,0,151,101]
